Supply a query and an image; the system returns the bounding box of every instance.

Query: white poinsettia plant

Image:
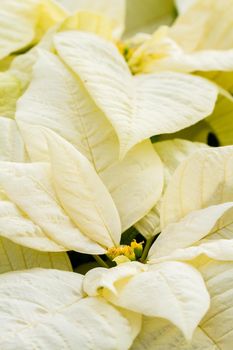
[0,0,233,348]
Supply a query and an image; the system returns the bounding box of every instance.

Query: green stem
[93,255,109,268]
[140,237,154,263]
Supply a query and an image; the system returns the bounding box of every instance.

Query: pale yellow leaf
[0,236,72,274]
[161,146,233,228]
[0,162,105,254]
[44,129,121,248]
[149,203,233,259]
[0,71,22,119]
[55,0,126,38]
[0,0,66,60]
[132,260,233,350]
[170,0,233,51]
[16,50,163,230]
[0,269,138,349]
[0,118,26,162]
[54,31,218,157]
[84,261,210,340]
[135,139,207,238]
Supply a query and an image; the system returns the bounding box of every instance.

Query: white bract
[54,31,218,157]
[0,236,72,273]
[0,268,140,350]
[0,0,233,349]
[16,50,164,231]
[129,0,233,74]
[83,260,210,341]
[0,0,66,60]
[135,139,208,238]
[132,260,233,349]
[132,146,233,348]
[0,130,122,254]
[54,0,126,38]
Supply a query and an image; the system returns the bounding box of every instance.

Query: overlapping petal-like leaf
[0,118,26,162]
[128,0,233,76]
[54,31,218,157]
[128,27,233,74]
[0,71,22,118]
[148,146,233,259]
[16,50,163,230]
[0,237,72,273]
[132,260,233,350]
[54,0,126,38]
[0,269,140,350]
[45,129,121,248]
[170,0,233,52]
[135,139,207,238]
[161,146,233,227]
[84,261,210,340]
[0,131,122,253]
[0,0,66,60]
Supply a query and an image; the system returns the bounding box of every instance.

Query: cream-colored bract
[83,261,210,341]
[54,0,125,38]
[161,146,233,227]
[135,139,207,238]
[132,260,233,350]
[9,10,115,92]
[0,118,26,162]
[0,268,139,350]
[54,31,218,158]
[128,0,233,75]
[130,35,233,74]
[148,146,233,259]
[150,238,233,264]
[0,0,66,60]
[0,71,22,119]
[150,203,233,259]
[16,50,163,231]
[45,129,121,248]
[0,129,123,254]
[0,236,72,273]
[170,0,233,52]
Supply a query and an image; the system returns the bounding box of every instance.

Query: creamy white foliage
[129,0,233,74]
[0,0,39,60]
[0,236,72,273]
[16,50,163,230]
[148,146,233,260]
[0,0,66,60]
[0,118,26,162]
[44,129,121,248]
[84,261,210,340]
[0,159,107,254]
[170,0,233,52]
[161,146,233,228]
[149,203,233,260]
[0,269,139,350]
[150,238,233,264]
[132,260,233,350]
[129,26,233,74]
[54,31,218,157]
[0,71,22,118]
[54,0,126,38]
[135,139,207,238]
